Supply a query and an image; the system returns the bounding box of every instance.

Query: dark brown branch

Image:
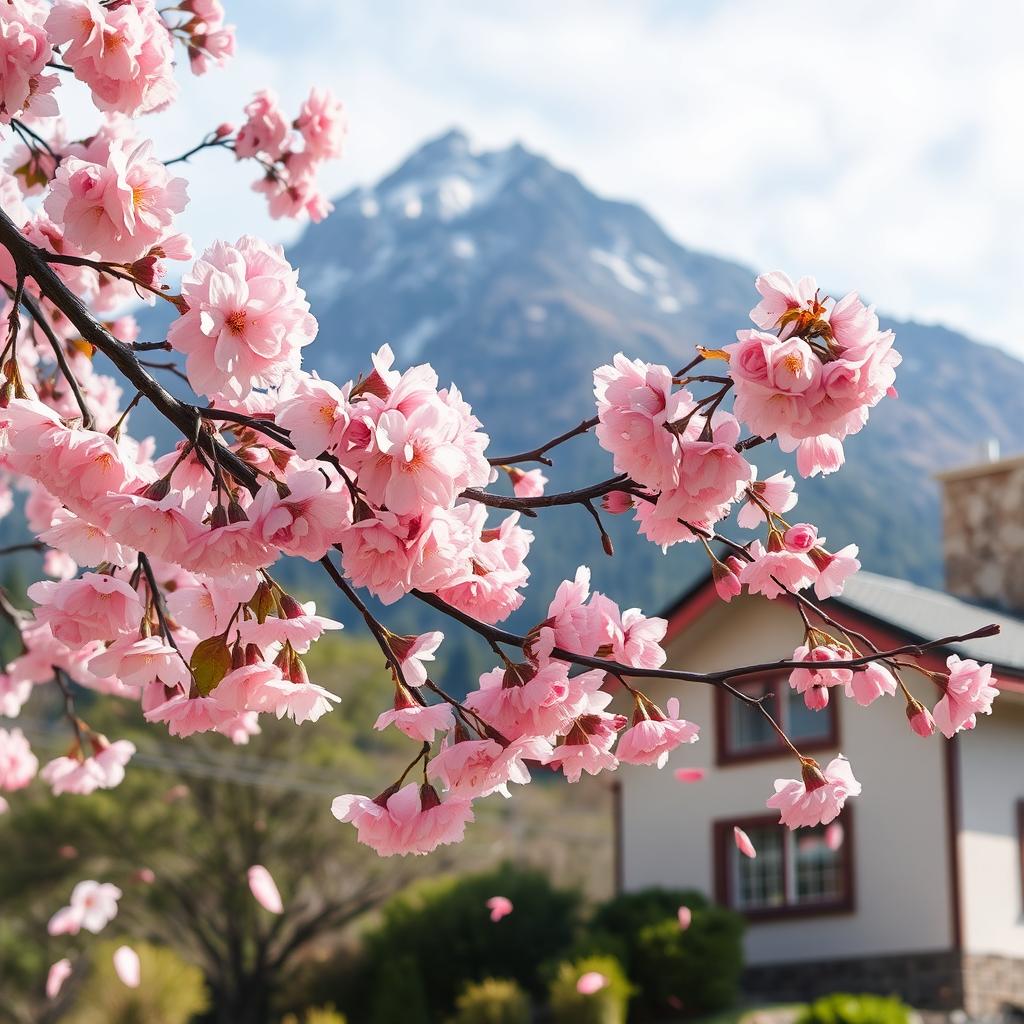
[488,416,599,468]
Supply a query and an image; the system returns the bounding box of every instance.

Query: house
[615,452,1024,1016]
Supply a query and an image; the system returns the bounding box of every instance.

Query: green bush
[589,887,708,975]
[589,887,744,1017]
[548,955,632,1024]
[281,1007,348,1024]
[450,977,531,1024]
[61,940,208,1024]
[795,993,913,1024]
[357,863,580,1017]
[366,953,432,1024]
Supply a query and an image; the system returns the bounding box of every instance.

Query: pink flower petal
[674,768,705,783]
[734,826,757,859]
[112,946,140,988]
[46,959,72,1000]
[486,895,513,922]
[576,971,609,995]
[677,905,692,930]
[825,822,845,851]
[247,864,283,914]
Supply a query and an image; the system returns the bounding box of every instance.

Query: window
[714,813,854,920]
[715,674,838,765]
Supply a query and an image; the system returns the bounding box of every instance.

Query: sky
[75,0,1024,358]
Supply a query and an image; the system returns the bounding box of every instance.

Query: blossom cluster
[335,566,700,855]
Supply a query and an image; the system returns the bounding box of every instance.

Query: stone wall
[938,455,1024,614]
[743,951,964,1011]
[743,951,1024,1017]
[964,954,1024,1018]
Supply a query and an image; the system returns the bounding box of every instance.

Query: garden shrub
[366,953,432,1024]
[450,977,531,1024]
[358,863,580,1017]
[547,955,632,1024]
[281,1007,348,1024]
[633,912,744,1016]
[61,940,208,1024]
[795,993,913,1024]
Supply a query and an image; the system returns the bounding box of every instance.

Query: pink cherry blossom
[331,782,474,857]
[576,972,608,995]
[737,471,798,528]
[544,706,625,784]
[428,735,552,800]
[253,676,341,724]
[0,727,38,790]
[46,0,177,116]
[89,635,190,690]
[810,544,861,599]
[45,139,188,262]
[932,656,999,738]
[0,673,32,717]
[168,236,317,398]
[767,755,861,829]
[615,697,699,768]
[788,644,853,698]
[46,958,73,1000]
[28,572,145,648]
[276,373,356,459]
[145,694,235,737]
[749,271,821,337]
[234,89,290,161]
[47,880,121,935]
[594,354,677,491]
[385,631,443,688]
[739,539,817,599]
[508,466,548,498]
[374,694,454,742]
[295,87,347,160]
[112,946,140,988]
[733,826,757,859]
[247,864,283,913]
[845,662,897,707]
[0,0,59,124]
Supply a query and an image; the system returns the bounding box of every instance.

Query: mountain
[113,128,1024,656]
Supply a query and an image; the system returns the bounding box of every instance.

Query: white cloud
[115,0,1024,356]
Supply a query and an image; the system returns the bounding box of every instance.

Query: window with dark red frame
[713,811,854,920]
[715,673,838,765]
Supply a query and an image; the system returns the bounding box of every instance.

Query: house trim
[711,809,855,922]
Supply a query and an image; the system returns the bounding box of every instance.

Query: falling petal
[576,971,609,995]
[46,959,72,1000]
[734,826,757,859]
[247,864,283,913]
[673,768,705,783]
[825,822,844,851]
[486,896,513,922]
[677,905,692,930]
[113,946,140,988]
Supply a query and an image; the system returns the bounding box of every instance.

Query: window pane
[733,826,785,910]
[793,825,845,905]
[728,681,778,753]
[786,687,833,743]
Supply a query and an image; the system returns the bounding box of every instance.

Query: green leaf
[190,633,232,697]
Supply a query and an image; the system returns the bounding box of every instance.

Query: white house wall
[957,696,1024,957]
[619,594,955,965]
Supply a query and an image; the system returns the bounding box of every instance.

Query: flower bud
[804,684,830,711]
[783,523,818,553]
[601,490,634,515]
[906,699,936,737]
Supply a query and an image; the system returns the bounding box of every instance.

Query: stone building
[615,452,1024,1016]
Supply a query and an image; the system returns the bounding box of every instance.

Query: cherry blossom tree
[0,0,1003,1004]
